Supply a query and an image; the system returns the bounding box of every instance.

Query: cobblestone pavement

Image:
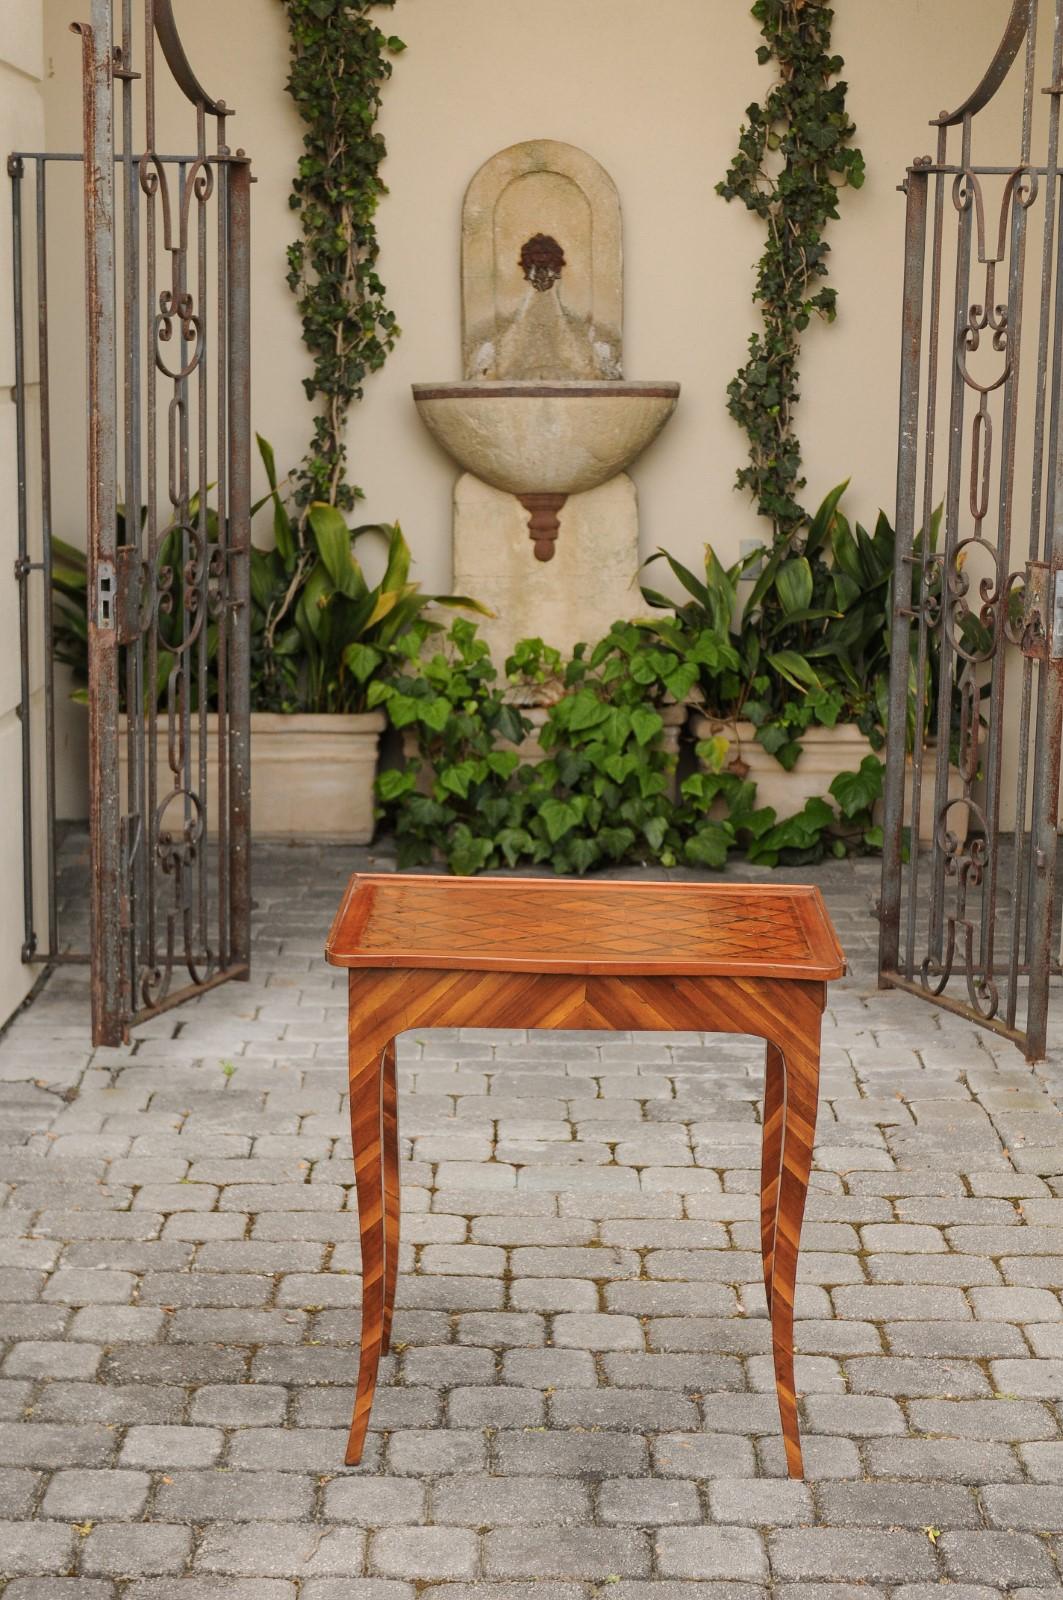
[2,840,1063,1598]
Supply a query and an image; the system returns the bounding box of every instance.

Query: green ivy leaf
[684,825,732,869]
[419,697,451,733]
[539,798,580,843]
[343,642,383,683]
[630,707,664,747]
[829,754,884,818]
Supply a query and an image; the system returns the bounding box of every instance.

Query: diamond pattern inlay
[327,876,845,980]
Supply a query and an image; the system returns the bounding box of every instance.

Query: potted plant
[644,484,889,822]
[50,437,487,843]
[640,505,870,825]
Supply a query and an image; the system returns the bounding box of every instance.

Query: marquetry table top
[326,874,846,981]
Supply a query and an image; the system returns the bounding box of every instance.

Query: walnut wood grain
[330,876,841,1477]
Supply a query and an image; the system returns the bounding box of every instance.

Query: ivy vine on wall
[281,0,405,511]
[718,1,864,542]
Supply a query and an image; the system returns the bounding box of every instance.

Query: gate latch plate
[1021,561,1050,660]
[95,560,115,631]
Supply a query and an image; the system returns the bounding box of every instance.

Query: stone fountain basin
[412,379,680,497]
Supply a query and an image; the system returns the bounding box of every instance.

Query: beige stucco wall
[38,0,1014,582]
[0,3,46,1025]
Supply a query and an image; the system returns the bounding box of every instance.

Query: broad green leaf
[308,502,361,598]
[256,432,279,490]
[766,650,823,692]
[775,557,814,616]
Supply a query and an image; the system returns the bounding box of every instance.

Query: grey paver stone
[655,1527,769,1581]
[194,1523,367,1577]
[0,1518,76,1574]
[938,1531,1058,1586]
[370,1527,479,1579]
[119,1427,223,1468]
[80,1522,192,1576]
[484,1527,651,1579]
[41,1468,150,1519]
[767,1529,937,1583]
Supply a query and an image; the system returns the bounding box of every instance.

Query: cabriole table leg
[381,1038,401,1355]
[345,1031,389,1467]
[766,1008,821,1479]
[760,1041,785,1315]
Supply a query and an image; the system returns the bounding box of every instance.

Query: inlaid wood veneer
[327,874,845,1478]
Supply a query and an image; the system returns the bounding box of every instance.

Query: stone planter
[118,711,385,842]
[692,716,970,844]
[403,700,687,797]
[692,716,876,821]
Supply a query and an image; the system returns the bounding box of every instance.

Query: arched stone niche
[461,139,623,382]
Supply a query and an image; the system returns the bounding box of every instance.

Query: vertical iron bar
[121,0,142,1016]
[215,124,231,970]
[9,155,36,964]
[227,153,251,973]
[880,166,929,981]
[80,2,123,1045]
[144,11,159,1001]
[1025,170,1063,1056]
[976,167,1035,992]
[195,106,210,967]
[35,159,58,960]
[1010,17,1063,1028]
[927,114,975,969]
[905,126,950,980]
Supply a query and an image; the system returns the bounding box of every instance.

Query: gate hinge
[1020,561,1053,660]
[115,546,142,644]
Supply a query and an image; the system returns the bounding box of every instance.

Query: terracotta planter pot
[692,716,876,821]
[118,711,385,842]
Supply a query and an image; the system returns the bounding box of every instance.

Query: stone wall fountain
[413,139,679,674]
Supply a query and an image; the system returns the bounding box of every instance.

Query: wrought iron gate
[879,0,1063,1060]
[10,0,251,1046]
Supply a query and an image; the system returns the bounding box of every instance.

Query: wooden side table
[326,874,845,1478]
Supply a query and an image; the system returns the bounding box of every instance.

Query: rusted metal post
[78,3,123,1047]
[879,165,929,982]
[227,152,252,973]
[9,154,36,966]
